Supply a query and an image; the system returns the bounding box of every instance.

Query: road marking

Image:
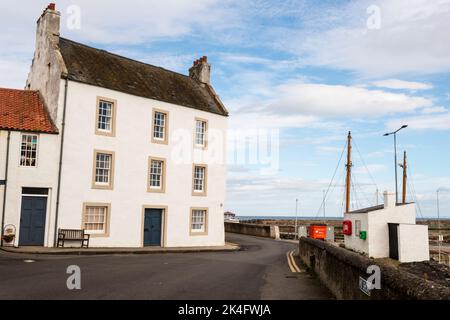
[286,250,301,273]
[23,259,35,263]
[289,251,301,273]
[286,252,296,273]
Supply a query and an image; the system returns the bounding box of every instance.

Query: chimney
[37,3,60,42]
[383,191,396,209]
[26,3,61,123]
[189,56,211,84]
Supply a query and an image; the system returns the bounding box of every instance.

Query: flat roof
[348,202,414,214]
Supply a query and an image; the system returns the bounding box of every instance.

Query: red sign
[343,220,352,235]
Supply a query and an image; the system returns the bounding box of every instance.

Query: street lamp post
[295,199,299,240]
[437,189,442,264]
[384,125,408,204]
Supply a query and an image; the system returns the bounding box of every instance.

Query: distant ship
[224,211,240,223]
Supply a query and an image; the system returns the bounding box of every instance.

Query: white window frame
[152,109,169,144]
[19,133,39,167]
[190,208,208,235]
[148,157,166,193]
[82,203,110,237]
[97,101,113,132]
[92,150,115,190]
[95,97,116,137]
[192,165,207,196]
[195,118,208,148]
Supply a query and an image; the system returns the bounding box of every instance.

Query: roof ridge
[59,37,192,80]
[0,87,38,94]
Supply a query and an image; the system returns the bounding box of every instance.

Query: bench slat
[57,228,89,248]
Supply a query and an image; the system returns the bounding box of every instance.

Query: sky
[1,0,450,218]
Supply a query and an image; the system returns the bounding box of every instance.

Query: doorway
[19,195,47,246]
[143,208,163,246]
[388,223,399,260]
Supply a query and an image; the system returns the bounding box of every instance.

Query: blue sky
[1,0,450,217]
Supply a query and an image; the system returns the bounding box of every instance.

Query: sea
[237,216,449,221]
[238,216,343,221]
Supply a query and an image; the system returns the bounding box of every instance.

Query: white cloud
[316,146,344,153]
[420,106,447,114]
[0,0,233,88]
[372,79,433,90]
[280,0,450,77]
[229,112,319,130]
[354,164,386,175]
[0,59,30,88]
[227,172,328,197]
[60,0,233,44]
[388,112,450,131]
[267,83,432,117]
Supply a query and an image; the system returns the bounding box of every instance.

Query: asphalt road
[0,233,333,300]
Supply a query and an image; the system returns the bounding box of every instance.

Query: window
[192,165,207,196]
[190,208,208,235]
[148,157,166,193]
[20,134,38,167]
[152,109,169,144]
[95,98,116,136]
[195,119,208,148]
[355,220,361,238]
[92,150,115,189]
[82,203,110,236]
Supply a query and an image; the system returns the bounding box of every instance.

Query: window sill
[192,191,207,197]
[151,138,168,145]
[147,187,166,194]
[190,231,208,236]
[92,183,114,190]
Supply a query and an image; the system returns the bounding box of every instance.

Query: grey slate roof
[58,38,228,116]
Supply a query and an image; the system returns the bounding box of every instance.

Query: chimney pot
[189,55,211,84]
[48,3,56,10]
[384,191,396,209]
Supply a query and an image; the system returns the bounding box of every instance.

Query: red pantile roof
[0,88,58,134]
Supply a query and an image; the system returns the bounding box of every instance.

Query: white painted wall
[0,131,7,180]
[343,213,369,255]
[367,202,415,258]
[0,131,6,235]
[0,130,60,247]
[57,80,227,247]
[398,224,430,263]
[344,192,417,258]
[2,6,227,249]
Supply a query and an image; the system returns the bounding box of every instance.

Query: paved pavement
[0,243,240,255]
[0,233,333,300]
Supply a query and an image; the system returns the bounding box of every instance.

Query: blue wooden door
[19,196,47,246]
[144,209,162,246]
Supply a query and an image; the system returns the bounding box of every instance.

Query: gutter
[53,77,69,247]
[0,130,11,247]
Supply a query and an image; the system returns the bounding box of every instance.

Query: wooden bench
[57,229,90,248]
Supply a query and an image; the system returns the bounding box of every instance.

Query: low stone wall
[225,222,279,239]
[299,237,450,300]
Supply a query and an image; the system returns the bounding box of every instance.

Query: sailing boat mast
[345,131,352,213]
[401,151,407,204]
